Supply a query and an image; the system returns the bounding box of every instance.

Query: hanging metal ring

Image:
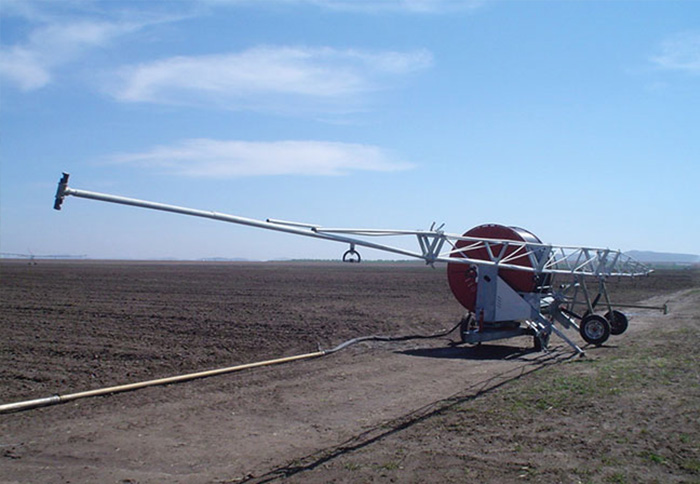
[342,243,361,263]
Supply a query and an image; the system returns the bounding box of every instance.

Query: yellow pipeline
[0,350,326,414]
[0,323,461,414]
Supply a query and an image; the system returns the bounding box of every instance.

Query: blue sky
[1,0,698,260]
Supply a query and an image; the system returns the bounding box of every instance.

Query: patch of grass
[681,458,700,473]
[517,466,537,478]
[445,325,699,481]
[605,471,627,484]
[679,433,693,444]
[375,461,400,471]
[531,329,692,403]
[343,462,362,471]
[497,365,620,413]
[573,467,594,482]
[639,451,667,465]
[417,319,699,484]
[601,455,621,466]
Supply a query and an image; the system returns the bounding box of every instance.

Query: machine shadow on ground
[399,343,542,361]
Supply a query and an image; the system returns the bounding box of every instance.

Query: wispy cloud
[0,2,187,91]
[650,32,700,74]
[313,0,486,13]
[110,47,433,112]
[1,0,439,98]
[205,0,486,13]
[108,139,414,177]
[0,20,141,91]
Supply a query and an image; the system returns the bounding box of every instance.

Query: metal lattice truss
[301,226,651,277]
[54,173,650,278]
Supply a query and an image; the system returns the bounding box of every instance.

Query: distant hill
[625,250,700,265]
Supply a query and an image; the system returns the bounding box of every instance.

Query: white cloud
[204,0,485,13]
[651,32,700,74]
[108,139,414,177]
[0,1,187,91]
[1,0,441,97]
[0,18,144,91]
[0,47,50,91]
[111,46,433,112]
[310,0,485,13]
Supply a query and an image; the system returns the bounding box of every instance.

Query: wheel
[459,313,476,344]
[533,331,550,352]
[579,314,610,346]
[604,310,628,335]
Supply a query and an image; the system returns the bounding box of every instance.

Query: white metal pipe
[58,185,427,261]
[53,173,650,276]
[266,218,320,229]
[54,177,529,270]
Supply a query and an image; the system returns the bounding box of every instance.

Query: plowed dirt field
[1,261,698,483]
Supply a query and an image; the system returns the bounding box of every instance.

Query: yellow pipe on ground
[0,350,326,414]
[1,323,461,414]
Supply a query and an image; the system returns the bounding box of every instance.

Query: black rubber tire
[579,314,611,346]
[459,313,475,344]
[533,331,550,352]
[604,310,629,336]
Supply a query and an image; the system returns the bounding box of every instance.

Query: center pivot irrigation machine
[54,173,664,355]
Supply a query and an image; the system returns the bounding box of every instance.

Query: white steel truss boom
[54,173,650,277]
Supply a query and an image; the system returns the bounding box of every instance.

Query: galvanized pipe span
[53,173,652,277]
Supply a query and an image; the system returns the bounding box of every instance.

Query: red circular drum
[446,224,545,311]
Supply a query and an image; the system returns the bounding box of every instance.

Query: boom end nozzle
[54,172,70,210]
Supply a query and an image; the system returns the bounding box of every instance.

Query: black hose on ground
[324,320,462,354]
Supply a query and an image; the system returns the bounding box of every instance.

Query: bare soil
[1,261,698,483]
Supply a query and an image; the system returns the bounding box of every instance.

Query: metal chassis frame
[555,274,668,320]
